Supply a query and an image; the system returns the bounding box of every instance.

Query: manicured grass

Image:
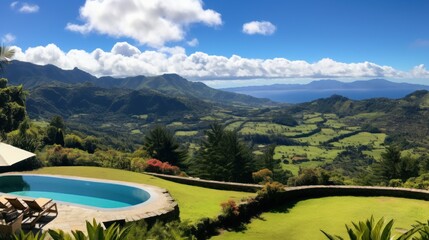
[214,196,429,240]
[29,167,254,222]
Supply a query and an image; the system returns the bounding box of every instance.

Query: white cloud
[111,42,141,57]
[10,1,18,9]
[12,43,429,82]
[187,38,199,47]
[66,0,222,48]
[242,21,276,35]
[18,3,39,13]
[2,33,16,44]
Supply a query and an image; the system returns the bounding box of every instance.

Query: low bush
[252,168,273,184]
[145,158,181,175]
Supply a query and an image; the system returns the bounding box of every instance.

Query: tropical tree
[258,145,292,184]
[6,118,41,152]
[143,125,186,166]
[0,79,27,137]
[374,146,419,183]
[44,115,66,146]
[190,123,257,183]
[0,45,15,72]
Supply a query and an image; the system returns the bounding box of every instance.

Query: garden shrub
[252,168,273,184]
[256,181,286,208]
[145,158,181,175]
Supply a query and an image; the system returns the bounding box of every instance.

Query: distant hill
[26,83,208,118]
[290,90,429,141]
[222,79,429,103]
[3,60,271,106]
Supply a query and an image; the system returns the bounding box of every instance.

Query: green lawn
[214,196,429,240]
[29,167,254,222]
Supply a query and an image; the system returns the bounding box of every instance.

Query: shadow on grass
[223,222,248,232]
[223,200,298,233]
[267,200,298,214]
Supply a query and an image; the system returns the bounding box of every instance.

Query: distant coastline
[222,79,429,103]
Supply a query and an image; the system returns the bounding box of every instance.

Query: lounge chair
[22,198,58,228]
[0,197,12,210]
[5,197,29,214]
[0,213,23,236]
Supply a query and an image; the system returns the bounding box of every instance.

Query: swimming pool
[0,175,152,209]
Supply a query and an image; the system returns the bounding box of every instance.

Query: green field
[303,116,325,124]
[225,121,244,131]
[297,128,351,146]
[30,167,254,222]
[175,130,198,136]
[239,122,318,137]
[274,146,342,175]
[214,196,429,240]
[332,132,386,148]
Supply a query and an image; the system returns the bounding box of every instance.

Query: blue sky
[2,0,429,87]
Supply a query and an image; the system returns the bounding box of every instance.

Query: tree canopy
[143,125,186,166]
[0,78,27,136]
[190,123,257,183]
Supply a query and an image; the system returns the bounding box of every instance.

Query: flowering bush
[145,158,181,175]
[220,199,239,217]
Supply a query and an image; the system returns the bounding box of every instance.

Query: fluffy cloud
[66,0,222,48]
[2,33,16,44]
[10,2,39,13]
[111,42,141,57]
[187,38,199,47]
[242,21,276,35]
[12,43,429,81]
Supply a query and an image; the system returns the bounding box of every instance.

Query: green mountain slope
[292,91,429,145]
[4,61,271,106]
[26,83,205,118]
[99,74,271,106]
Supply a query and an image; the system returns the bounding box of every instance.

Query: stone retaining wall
[145,172,262,192]
[145,173,429,201]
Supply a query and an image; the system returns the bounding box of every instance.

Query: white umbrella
[0,143,36,166]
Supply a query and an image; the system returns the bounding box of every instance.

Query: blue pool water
[0,175,151,209]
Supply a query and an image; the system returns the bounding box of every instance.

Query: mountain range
[223,79,429,103]
[3,60,271,107]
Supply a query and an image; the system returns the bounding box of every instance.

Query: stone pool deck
[43,185,177,232]
[0,174,179,233]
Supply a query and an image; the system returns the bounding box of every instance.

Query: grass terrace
[30,167,255,222]
[214,196,429,240]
